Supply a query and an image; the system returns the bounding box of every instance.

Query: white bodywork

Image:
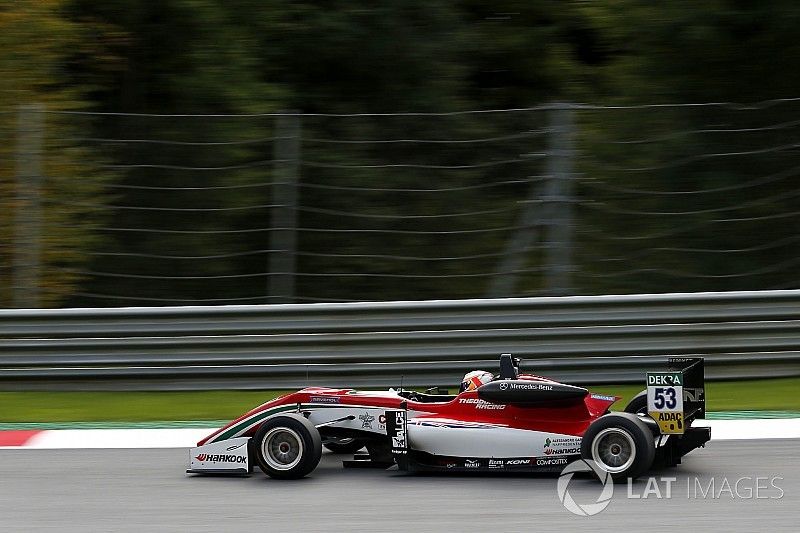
[188,437,249,474]
[305,406,413,436]
[406,418,582,457]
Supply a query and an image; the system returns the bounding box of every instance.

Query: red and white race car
[187,354,710,481]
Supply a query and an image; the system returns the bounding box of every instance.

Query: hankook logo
[194,454,247,464]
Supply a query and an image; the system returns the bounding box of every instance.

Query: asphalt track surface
[1,440,798,532]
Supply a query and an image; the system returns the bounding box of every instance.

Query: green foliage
[0,0,112,306]
[4,1,800,305]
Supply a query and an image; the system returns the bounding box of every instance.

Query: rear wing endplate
[646,357,705,435]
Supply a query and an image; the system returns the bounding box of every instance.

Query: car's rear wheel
[581,412,655,481]
[253,414,322,479]
[323,437,366,455]
[624,390,648,415]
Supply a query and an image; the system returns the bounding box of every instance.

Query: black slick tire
[624,390,648,415]
[581,412,655,481]
[253,414,322,479]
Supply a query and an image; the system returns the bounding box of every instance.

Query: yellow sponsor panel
[649,411,685,434]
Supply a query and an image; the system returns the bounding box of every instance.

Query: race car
[187,354,709,481]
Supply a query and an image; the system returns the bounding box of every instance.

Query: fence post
[543,103,575,295]
[486,184,544,297]
[13,104,44,308]
[487,103,577,297]
[268,111,301,303]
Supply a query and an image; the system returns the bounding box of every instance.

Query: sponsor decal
[545,437,581,447]
[544,436,582,455]
[464,459,480,469]
[590,394,616,402]
[359,413,375,429]
[378,414,386,425]
[194,454,247,464]
[446,463,458,469]
[226,442,246,451]
[457,398,506,410]
[506,458,532,466]
[506,382,553,391]
[391,411,407,452]
[309,395,340,404]
[545,447,581,455]
[647,372,683,387]
[488,459,505,469]
[684,388,705,402]
[647,371,685,434]
[649,411,685,434]
[536,457,568,466]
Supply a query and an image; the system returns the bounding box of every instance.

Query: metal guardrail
[1,290,799,390]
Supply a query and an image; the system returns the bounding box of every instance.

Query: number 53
[653,387,677,409]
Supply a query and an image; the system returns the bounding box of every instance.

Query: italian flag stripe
[208,403,387,443]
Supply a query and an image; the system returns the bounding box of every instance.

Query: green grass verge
[589,378,800,412]
[1,377,799,423]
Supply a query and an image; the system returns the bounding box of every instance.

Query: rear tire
[581,412,655,481]
[253,414,322,479]
[624,390,648,415]
[323,438,366,455]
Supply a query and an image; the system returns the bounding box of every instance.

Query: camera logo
[556,459,613,516]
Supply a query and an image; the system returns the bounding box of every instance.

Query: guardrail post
[13,103,44,308]
[268,111,301,303]
[543,103,575,295]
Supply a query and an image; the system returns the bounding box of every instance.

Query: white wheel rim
[591,427,636,474]
[262,427,304,471]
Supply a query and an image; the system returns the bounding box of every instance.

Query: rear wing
[646,357,705,435]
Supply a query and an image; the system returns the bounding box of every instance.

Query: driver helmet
[460,370,494,392]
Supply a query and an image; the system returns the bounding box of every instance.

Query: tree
[0,0,113,306]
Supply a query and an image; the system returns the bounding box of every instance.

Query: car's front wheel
[581,412,655,481]
[253,414,322,479]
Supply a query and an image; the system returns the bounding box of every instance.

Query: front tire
[253,414,322,479]
[581,412,655,481]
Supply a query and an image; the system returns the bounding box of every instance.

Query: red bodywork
[198,373,618,446]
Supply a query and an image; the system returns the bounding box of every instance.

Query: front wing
[187,437,251,475]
